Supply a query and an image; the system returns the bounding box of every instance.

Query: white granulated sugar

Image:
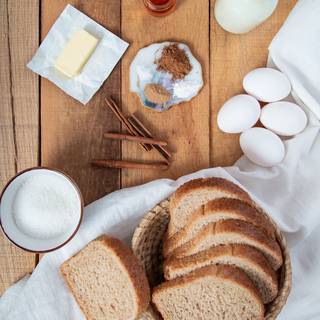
[173,79,202,99]
[13,172,79,239]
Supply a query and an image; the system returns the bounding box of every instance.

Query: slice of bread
[163,198,275,257]
[164,244,278,303]
[171,219,283,270]
[168,178,252,237]
[61,235,150,320]
[139,306,160,320]
[152,264,264,320]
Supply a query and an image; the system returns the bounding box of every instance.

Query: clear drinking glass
[143,0,176,16]
[214,0,278,34]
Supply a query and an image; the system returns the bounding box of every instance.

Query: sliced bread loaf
[139,306,160,320]
[152,264,264,320]
[168,178,252,237]
[170,219,283,270]
[164,244,278,303]
[61,235,150,320]
[163,198,276,257]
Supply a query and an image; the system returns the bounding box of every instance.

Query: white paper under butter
[27,5,129,105]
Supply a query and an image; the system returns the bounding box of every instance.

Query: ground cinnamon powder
[144,83,171,104]
[156,43,192,80]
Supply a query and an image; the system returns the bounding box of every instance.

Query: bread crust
[171,219,283,270]
[61,235,150,320]
[152,264,264,319]
[165,244,276,281]
[205,198,276,238]
[164,244,278,303]
[163,198,276,257]
[100,236,151,316]
[170,178,252,214]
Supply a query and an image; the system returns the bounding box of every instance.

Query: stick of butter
[54,29,99,78]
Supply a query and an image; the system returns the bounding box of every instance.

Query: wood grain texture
[0,0,299,295]
[210,0,297,166]
[41,0,122,204]
[0,0,39,294]
[121,0,210,187]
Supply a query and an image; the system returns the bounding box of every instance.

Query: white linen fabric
[1,0,320,319]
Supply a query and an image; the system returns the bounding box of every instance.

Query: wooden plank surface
[41,0,122,204]
[121,0,210,188]
[0,0,39,294]
[210,0,297,166]
[0,0,298,296]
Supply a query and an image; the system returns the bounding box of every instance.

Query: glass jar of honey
[143,0,176,16]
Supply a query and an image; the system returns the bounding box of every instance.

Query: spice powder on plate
[156,43,192,80]
[144,83,171,104]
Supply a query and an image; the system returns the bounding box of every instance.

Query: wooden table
[0,0,296,295]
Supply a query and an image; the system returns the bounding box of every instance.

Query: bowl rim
[0,166,84,253]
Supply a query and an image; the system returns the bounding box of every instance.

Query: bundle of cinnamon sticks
[91,97,172,170]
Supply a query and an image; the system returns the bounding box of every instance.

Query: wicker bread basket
[133,199,292,320]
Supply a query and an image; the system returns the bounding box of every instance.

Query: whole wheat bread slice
[164,244,278,303]
[61,235,150,320]
[138,306,160,320]
[168,178,252,237]
[170,219,283,270]
[163,198,275,257]
[152,264,264,320]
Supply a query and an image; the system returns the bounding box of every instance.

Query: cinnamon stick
[92,159,169,170]
[126,116,153,150]
[104,132,168,146]
[105,98,151,152]
[130,114,153,136]
[105,96,173,161]
[129,115,172,160]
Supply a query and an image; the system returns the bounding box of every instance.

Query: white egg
[214,0,278,34]
[260,101,307,136]
[240,127,285,167]
[217,94,261,133]
[243,68,291,102]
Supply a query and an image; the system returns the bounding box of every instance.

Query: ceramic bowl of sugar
[0,167,83,252]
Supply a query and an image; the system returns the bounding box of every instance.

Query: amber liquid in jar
[143,0,176,16]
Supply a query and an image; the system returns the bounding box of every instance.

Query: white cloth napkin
[1,0,320,319]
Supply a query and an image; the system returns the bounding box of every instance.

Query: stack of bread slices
[152,178,283,320]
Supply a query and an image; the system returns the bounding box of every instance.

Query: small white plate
[0,167,83,253]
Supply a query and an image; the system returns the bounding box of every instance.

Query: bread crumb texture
[61,235,150,320]
[153,264,264,320]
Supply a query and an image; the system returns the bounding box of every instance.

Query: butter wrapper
[27,4,129,105]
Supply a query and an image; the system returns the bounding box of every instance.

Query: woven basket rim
[132,198,292,320]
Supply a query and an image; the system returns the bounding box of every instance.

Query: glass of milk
[0,167,83,252]
[214,0,278,34]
